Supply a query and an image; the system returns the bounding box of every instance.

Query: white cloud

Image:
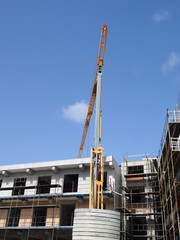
[162,52,180,74]
[61,100,88,123]
[152,11,168,22]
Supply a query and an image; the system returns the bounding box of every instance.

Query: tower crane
[78,25,108,209]
[78,25,108,158]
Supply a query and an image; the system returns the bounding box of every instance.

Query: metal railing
[128,201,161,210]
[0,212,74,227]
[32,215,47,226]
[168,110,180,123]
[133,224,163,231]
[6,217,20,227]
[170,137,180,151]
[62,182,77,193]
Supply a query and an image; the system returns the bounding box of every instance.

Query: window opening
[32,207,47,226]
[6,208,21,227]
[60,204,75,226]
[131,217,147,239]
[128,165,144,174]
[63,174,78,193]
[129,186,145,203]
[0,179,2,188]
[12,178,26,196]
[37,176,51,194]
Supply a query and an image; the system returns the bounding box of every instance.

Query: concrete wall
[0,209,7,227]
[0,156,119,197]
[46,208,60,226]
[19,208,33,227]
[0,169,89,197]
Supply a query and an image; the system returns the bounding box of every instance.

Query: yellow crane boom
[78,24,108,158]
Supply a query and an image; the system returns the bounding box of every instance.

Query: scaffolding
[117,95,180,240]
[0,176,74,240]
[157,97,180,240]
[119,154,164,240]
[0,171,115,240]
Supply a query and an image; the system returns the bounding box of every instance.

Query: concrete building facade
[0,156,120,240]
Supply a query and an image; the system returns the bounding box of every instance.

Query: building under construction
[120,155,162,240]
[0,22,179,239]
[118,96,180,240]
[0,97,179,239]
[0,156,120,240]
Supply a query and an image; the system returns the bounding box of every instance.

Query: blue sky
[0,1,180,165]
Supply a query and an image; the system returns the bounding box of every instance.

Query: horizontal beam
[124,173,157,178]
[0,184,61,191]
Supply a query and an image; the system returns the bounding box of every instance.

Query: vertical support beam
[89,148,93,209]
[93,180,97,209]
[89,147,104,209]
[167,117,180,238]
[100,151,104,210]
[94,69,103,150]
[97,183,100,209]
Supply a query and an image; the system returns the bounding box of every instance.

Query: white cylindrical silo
[72,208,120,240]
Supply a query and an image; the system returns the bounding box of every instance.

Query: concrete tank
[72,208,120,240]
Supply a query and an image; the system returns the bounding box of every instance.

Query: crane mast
[89,61,104,209]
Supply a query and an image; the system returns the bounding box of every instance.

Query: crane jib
[78,24,108,158]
